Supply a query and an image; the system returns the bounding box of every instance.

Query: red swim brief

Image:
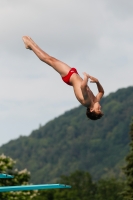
[62,68,78,86]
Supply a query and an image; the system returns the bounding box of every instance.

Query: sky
[0,0,133,146]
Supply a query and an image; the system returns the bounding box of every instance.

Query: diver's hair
[86,107,103,120]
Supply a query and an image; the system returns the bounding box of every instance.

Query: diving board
[0,174,14,179]
[0,184,71,192]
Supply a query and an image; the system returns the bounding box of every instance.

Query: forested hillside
[0,86,133,184]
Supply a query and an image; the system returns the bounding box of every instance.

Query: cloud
[104,0,133,19]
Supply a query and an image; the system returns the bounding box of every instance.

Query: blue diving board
[0,174,14,179]
[0,184,71,192]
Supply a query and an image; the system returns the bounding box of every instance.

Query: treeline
[33,170,125,200]
[0,162,125,200]
[0,169,127,200]
[0,154,125,200]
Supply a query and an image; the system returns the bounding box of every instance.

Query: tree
[33,170,125,200]
[35,170,96,200]
[122,118,133,200]
[55,170,96,200]
[0,154,38,200]
[95,178,124,200]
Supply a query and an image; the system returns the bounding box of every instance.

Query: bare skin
[22,36,104,114]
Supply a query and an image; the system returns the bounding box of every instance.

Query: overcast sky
[0,0,133,146]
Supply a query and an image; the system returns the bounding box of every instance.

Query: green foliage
[54,170,95,200]
[0,87,133,183]
[0,154,38,200]
[33,171,125,200]
[95,179,124,200]
[121,118,133,200]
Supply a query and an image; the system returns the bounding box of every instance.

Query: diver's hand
[83,72,98,83]
[89,75,99,83]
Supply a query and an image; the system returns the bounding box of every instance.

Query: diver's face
[91,102,102,114]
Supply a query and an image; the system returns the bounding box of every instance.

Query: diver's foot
[22,36,32,50]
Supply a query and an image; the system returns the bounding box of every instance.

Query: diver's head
[86,102,103,120]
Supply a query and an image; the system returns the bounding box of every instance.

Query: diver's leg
[22,36,71,77]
